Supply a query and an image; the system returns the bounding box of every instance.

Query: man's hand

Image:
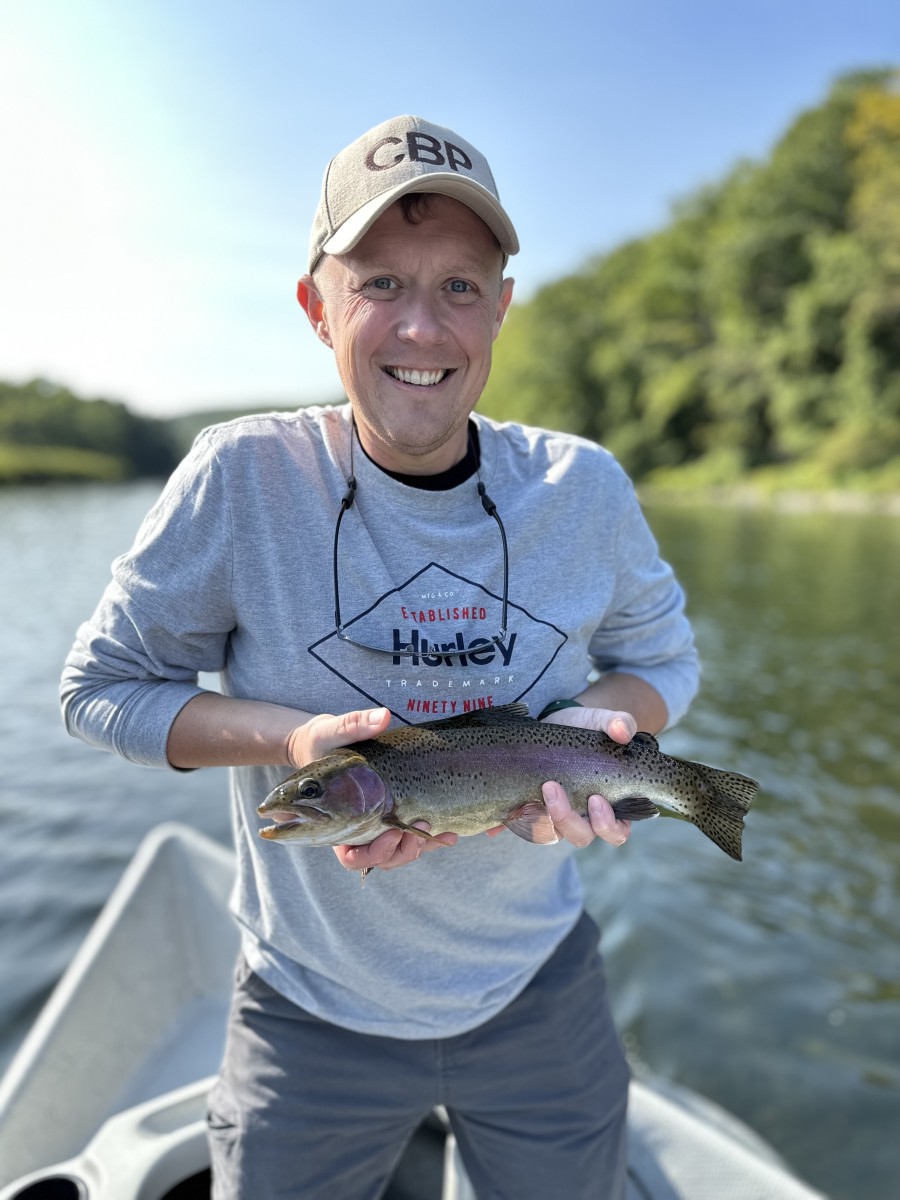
[539,706,637,849]
[335,821,458,874]
[288,706,457,874]
[285,705,392,768]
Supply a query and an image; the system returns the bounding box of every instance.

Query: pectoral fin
[503,802,559,845]
[383,816,441,840]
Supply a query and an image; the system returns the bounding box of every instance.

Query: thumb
[288,707,390,766]
[603,710,637,744]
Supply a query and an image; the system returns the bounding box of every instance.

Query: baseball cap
[308,115,520,272]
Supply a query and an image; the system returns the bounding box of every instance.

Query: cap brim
[321,174,519,259]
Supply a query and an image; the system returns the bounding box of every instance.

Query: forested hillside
[482,70,900,490]
[0,379,178,483]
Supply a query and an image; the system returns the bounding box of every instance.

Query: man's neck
[355,422,480,491]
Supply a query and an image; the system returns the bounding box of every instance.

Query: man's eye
[370,277,396,290]
[448,279,472,294]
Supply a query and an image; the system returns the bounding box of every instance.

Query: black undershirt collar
[356,420,480,491]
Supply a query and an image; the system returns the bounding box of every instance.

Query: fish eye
[297,780,323,800]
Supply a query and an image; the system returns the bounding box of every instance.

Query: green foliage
[166,405,280,457]
[485,271,609,438]
[0,442,128,484]
[482,69,900,486]
[0,379,178,483]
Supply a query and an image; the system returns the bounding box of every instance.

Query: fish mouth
[257,804,331,841]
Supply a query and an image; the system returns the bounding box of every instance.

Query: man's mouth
[384,367,451,387]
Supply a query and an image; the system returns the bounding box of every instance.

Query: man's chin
[354,407,474,474]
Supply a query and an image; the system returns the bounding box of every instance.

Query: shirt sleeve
[588,470,700,727]
[60,430,236,768]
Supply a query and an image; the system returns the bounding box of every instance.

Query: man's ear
[492,276,515,341]
[297,275,333,348]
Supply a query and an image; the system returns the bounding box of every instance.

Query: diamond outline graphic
[307,561,568,724]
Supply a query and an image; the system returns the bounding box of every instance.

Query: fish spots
[264,711,758,857]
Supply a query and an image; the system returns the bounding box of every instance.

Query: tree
[481,69,900,486]
[0,379,178,483]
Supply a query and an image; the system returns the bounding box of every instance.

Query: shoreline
[638,485,900,516]
[2,472,900,517]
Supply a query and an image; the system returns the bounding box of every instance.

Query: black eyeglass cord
[332,422,510,661]
[477,481,509,634]
[332,489,355,630]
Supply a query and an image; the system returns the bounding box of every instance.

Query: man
[62,115,699,1198]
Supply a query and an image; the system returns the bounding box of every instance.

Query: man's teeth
[387,367,448,386]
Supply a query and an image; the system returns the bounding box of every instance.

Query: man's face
[299,195,514,474]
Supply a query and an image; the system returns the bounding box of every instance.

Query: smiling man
[298,194,514,473]
[62,115,699,1199]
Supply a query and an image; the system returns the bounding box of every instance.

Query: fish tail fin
[682,762,758,861]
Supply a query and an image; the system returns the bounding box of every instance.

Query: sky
[1,0,898,417]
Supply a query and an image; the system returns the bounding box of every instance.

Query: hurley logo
[365,133,474,174]
[307,562,567,723]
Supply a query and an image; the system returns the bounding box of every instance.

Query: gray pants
[207,912,629,1199]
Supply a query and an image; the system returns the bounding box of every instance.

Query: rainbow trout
[258,705,757,860]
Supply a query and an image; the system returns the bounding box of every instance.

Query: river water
[0,481,897,1199]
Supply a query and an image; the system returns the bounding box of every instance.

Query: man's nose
[396,292,448,345]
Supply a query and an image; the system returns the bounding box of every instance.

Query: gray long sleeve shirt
[61,404,699,1038]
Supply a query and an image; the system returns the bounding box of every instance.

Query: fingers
[334,823,458,874]
[288,706,391,767]
[541,705,637,744]
[541,781,594,848]
[541,782,631,849]
[587,795,632,847]
[333,829,403,872]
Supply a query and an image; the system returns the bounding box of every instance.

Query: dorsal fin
[405,703,532,733]
[631,731,660,750]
